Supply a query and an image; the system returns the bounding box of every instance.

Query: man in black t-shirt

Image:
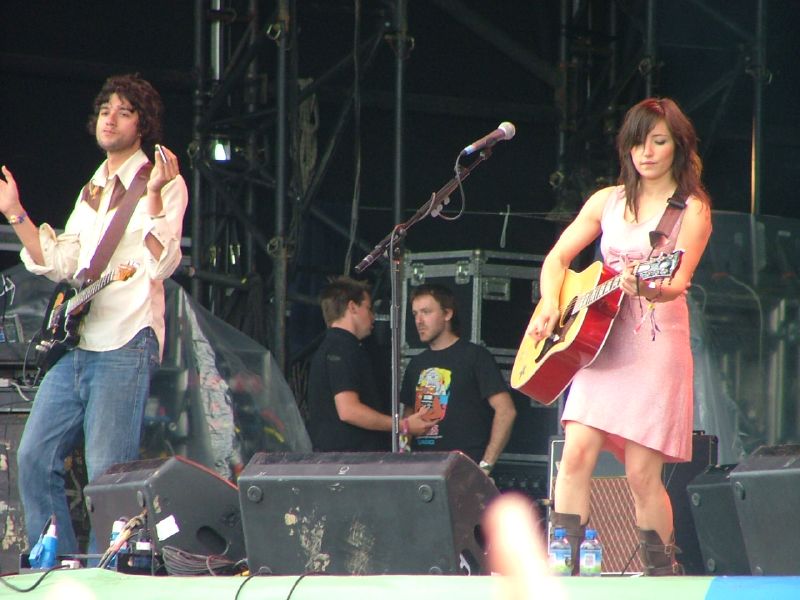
[401,284,516,474]
[307,277,437,451]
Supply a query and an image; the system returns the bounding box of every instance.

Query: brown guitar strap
[78,162,153,284]
[648,194,687,251]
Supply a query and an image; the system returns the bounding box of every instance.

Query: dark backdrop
[2,0,799,297]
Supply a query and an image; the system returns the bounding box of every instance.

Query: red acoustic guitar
[511,251,683,405]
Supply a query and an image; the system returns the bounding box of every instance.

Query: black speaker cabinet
[0,412,29,573]
[1,409,92,571]
[662,431,718,575]
[730,444,800,575]
[238,451,499,575]
[686,464,749,575]
[84,456,245,561]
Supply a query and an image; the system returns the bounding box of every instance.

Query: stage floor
[2,570,800,599]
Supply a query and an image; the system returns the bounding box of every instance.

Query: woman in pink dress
[529,98,712,575]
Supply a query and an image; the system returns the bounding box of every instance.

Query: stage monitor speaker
[730,444,800,575]
[686,464,749,575]
[662,432,718,575]
[84,456,245,561]
[238,451,499,575]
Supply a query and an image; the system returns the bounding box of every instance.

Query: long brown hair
[616,97,710,220]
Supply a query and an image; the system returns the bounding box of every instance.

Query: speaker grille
[589,477,643,573]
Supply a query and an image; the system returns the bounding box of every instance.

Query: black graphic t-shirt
[400,339,508,462]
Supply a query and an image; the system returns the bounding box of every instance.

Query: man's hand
[0,165,24,218]
[147,145,179,193]
[404,406,441,436]
[144,145,180,216]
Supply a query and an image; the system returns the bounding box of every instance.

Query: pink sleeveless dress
[561,186,693,463]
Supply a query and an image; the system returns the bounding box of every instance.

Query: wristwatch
[479,460,493,474]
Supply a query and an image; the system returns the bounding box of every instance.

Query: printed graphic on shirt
[414,367,450,445]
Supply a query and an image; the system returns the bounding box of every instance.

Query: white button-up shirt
[21,148,188,357]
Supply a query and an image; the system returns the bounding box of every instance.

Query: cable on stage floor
[161,545,247,576]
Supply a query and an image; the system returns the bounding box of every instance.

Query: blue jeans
[17,327,160,554]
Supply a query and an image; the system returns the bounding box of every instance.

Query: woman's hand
[526,298,561,342]
[620,262,660,300]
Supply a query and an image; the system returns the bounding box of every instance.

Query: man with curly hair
[0,73,188,553]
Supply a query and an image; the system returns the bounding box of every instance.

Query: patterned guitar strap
[637,193,688,339]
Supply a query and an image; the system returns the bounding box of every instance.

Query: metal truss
[189,0,769,375]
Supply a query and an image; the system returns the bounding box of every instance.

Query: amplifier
[548,431,717,574]
[493,454,549,501]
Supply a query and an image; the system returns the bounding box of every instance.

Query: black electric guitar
[35,262,138,371]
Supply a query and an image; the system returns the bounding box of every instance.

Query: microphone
[461,122,516,156]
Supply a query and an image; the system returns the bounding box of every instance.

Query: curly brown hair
[86,73,164,155]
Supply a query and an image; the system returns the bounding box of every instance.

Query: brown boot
[551,511,587,576]
[636,528,684,575]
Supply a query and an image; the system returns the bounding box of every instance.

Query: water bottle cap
[585,529,597,540]
[553,527,566,538]
[112,519,128,533]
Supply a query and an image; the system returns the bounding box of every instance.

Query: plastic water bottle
[579,528,603,576]
[548,527,572,576]
[108,519,128,569]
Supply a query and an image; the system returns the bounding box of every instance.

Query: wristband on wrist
[646,280,663,303]
[6,212,27,225]
[479,460,493,473]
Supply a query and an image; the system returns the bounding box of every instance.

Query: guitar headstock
[113,260,140,282]
[636,250,684,281]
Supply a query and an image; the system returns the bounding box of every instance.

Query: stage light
[211,138,231,162]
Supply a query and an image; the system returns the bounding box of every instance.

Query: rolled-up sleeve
[141,175,188,280]
[20,224,81,282]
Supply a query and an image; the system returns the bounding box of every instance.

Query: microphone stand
[354,147,493,451]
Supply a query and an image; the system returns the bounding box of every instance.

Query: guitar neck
[572,272,624,315]
[65,271,115,314]
[572,259,658,315]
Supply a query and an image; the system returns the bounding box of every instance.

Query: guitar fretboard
[573,274,623,315]
[64,270,117,315]
[569,251,682,316]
